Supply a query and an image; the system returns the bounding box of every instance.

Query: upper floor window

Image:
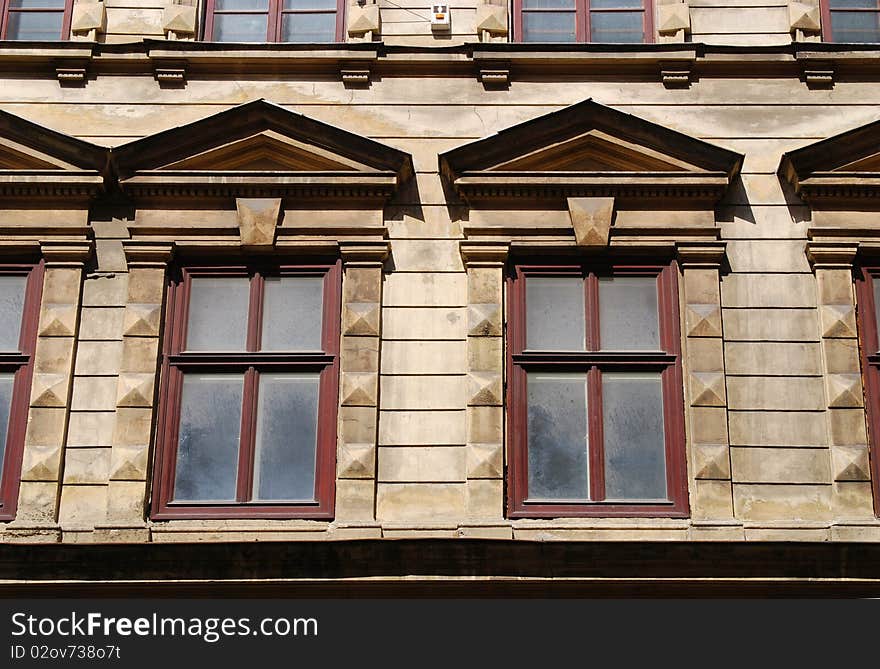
[514,0,653,42]
[0,0,72,40]
[203,0,344,42]
[506,262,687,518]
[823,0,880,42]
[151,261,340,520]
[0,263,43,521]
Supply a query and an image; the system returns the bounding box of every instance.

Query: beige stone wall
[4,51,880,543]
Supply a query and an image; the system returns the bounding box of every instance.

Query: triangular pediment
[112,99,412,181]
[779,118,880,201]
[0,110,107,198]
[441,99,741,180]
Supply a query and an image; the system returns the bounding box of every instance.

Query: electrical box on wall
[431,3,450,31]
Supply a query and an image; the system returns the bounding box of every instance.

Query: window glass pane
[522,0,575,7]
[281,12,337,41]
[284,0,337,9]
[0,276,25,351]
[215,0,268,9]
[212,13,269,41]
[589,11,644,42]
[598,276,659,350]
[253,373,319,501]
[830,11,880,42]
[602,372,667,500]
[830,0,877,8]
[173,375,243,502]
[526,276,585,350]
[522,11,577,41]
[9,0,65,7]
[261,276,324,351]
[590,0,642,7]
[5,11,64,39]
[0,374,15,481]
[527,373,589,500]
[186,277,250,351]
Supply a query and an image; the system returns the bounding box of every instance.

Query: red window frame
[0,0,73,40]
[821,0,880,42]
[513,0,654,43]
[0,262,44,521]
[203,0,345,42]
[506,261,687,518]
[855,266,880,514]
[150,260,341,520]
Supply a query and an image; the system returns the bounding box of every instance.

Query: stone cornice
[1,41,880,81]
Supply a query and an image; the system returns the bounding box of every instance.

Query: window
[203,0,344,42]
[0,0,72,40]
[856,267,880,509]
[151,262,340,519]
[0,263,43,521]
[507,262,687,518]
[514,0,653,43]
[822,0,880,42]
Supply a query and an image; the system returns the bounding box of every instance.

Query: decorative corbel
[789,1,821,41]
[236,198,282,248]
[660,59,693,89]
[341,60,372,88]
[568,197,615,248]
[656,0,690,43]
[800,58,834,89]
[70,0,106,41]
[162,2,198,40]
[347,0,381,42]
[477,60,510,90]
[55,59,89,87]
[475,2,508,43]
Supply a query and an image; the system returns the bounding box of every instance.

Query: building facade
[1,0,880,594]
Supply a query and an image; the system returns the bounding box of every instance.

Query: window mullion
[236,366,259,503]
[587,365,605,501]
[580,0,590,41]
[270,0,281,41]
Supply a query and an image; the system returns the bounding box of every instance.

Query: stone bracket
[677,241,726,269]
[152,59,188,88]
[70,0,106,41]
[341,61,372,88]
[55,59,89,87]
[347,1,380,41]
[568,196,614,247]
[806,240,859,269]
[236,197,281,247]
[477,60,510,90]
[800,58,834,89]
[162,3,198,40]
[657,1,691,39]
[660,59,693,89]
[789,1,821,35]
[475,3,508,42]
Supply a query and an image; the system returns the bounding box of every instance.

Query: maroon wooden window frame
[203,0,345,42]
[512,0,654,43]
[0,262,44,522]
[0,0,73,40]
[150,261,341,520]
[821,0,880,42]
[855,266,880,515]
[507,261,687,518]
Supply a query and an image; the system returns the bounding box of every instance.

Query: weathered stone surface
[657,0,691,35]
[691,443,731,479]
[722,308,819,342]
[24,407,67,447]
[127,269,165,304]
[105,481,146,523]
[379,410,466,445]
[724,342,821,375]
[467,371,502,406]
[826,373,863,408]
[689,371,726,406]
[34,337,76,374]
[467,267,502,305]
[831,445,871,481]
[392,240,463,272]
[237,198,280,246]
[339,406,377,444]
[382,307,466,340]
[75,341,123,376]
[15,482,58,522]
[63,448,111,484]
[78,307,124,341]
[342,302,381,337]
[122,304,162,337]
[71,1,105,33]
[733,483,832,521]
[568,196,614,247]
[341,336,380,373]
[691,479,734,520]
[39,304,78,337]
[377,482,466,521]
[381,341,466,374]
[727,377,825,410]
[380,375,466,410]
[829,409,869,446]
[789,1,820,32]
[683,268,720,305]
[71,377,118,411]
[116,373,156,407]
[58,485,108,525]
[341,372,379,407]
[467,442,503,478]
[109,444,150,480]
[731,447,830,484]
[466,478,503,519]
[467,303,502,336]
[82,274,128,307]
[343,267,382,304]
[384,272,466,307]
[823,338,860,375]
[68,411,116,448]
[468,406,502,443]
[31,373,70,407]
[337,442,376,479]
[120,337,160,373]
[474,3,508,36]
[729,410,826,446]
[112,407,153,447]
[335,479,375,521]
[690,406,729,445]
[162,3,197,34]
[819,304,857,338]
[685,303,722,337]
[20,444,64,481]
[43,268,81,305]
[687,338,725,372]
[347,2,380,36]
[817,268,854,306]
[721,274,816,308]
[378,446,466,482]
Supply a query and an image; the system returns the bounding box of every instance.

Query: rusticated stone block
[106,481,147,523]
[339,406,377,444]
[82,274,128,307]
[335,479,375,521]
[342,302,380,336]
[468,267,502,305]
[15,481,58,522]
[20,444,64,481]
[468,336,502,372]
[691,479,733,520]
[468,406,502,444]
[475,3,508,36]
[789,1,821,32]
[109,444,150,481]
[162,3,197,35]
[116,373,156,408]
[122,304,162,337]
[34,337,76,375]
[823,338,860,374]
[39,304,77,337]
[466,479,503,519]
[467,442,503,478]
[826,373,863,408]
[43,268,81,304]
[63,448,111,484]
[74,341,122,376]
[120,337,160,374]
[341,337,380,373]
[683,269,720,306]
[30,373,69,407]
[347,2,380,36]
[337,442,376,479]
[833,482,874,519]
[568,196,614,247]
[691,443,730,480]
[376,482,466,521]
[831,444,871,481]
[467,372,503,406]
[657,0,690,35]
[237,198,281,247]
[25,408,67,447]
[68,412,116,448]
[820,304,857,338]
[468,303,502,336]
[71,1,105,33]
[343,267,382,304]
[58,485,108,525]
[341,372,378,407]
[112,408,154,447]
[688,338,724,373]
[689,371,726,407]
[829,409,868,446]
[127,268,166,304]
[685,303,722,338]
